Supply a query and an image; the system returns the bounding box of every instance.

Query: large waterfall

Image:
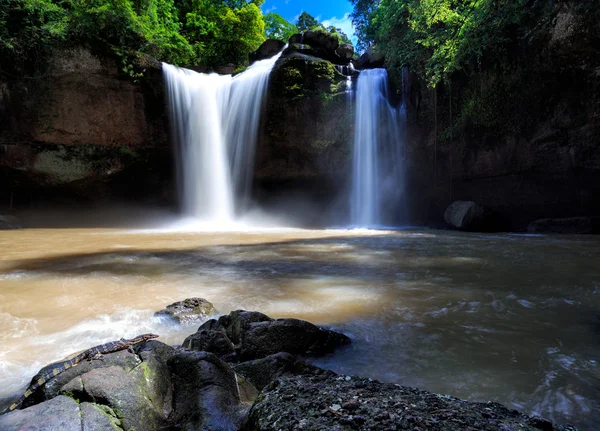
[163,51,284,224]
[351,68,405,228]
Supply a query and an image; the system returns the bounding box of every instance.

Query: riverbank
[0,304,576,430]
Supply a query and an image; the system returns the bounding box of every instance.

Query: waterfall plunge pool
[0,227,598,429]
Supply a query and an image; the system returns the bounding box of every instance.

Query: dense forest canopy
[349,0,562,87]
[0,0,353,77]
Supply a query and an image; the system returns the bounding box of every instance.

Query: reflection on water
[0,228,599,429]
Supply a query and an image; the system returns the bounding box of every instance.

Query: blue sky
[261,0,357,45]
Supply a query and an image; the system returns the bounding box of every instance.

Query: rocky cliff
[402,1,600,229]
[0,47,171,209]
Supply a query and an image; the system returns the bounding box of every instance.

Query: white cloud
[265,6,277,13]
[321,13,357,47]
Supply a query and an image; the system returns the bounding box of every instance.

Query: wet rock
[234,352,331,391]
[154,297,217,325]
[183,320,236,359]
[444,200,503,232]
[168,350,247,431]
[243,374,575,431]
[0,215,21,230]
[218,310,273,346]
[238,317,351,361]
[527,216,600,234]
[249,39,286,64]
[335,44,355,60]
[209,310,350,361]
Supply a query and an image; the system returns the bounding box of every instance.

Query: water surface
[0,228,598,429]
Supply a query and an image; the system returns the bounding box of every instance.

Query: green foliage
[326,26,351,45]
[183,0,265,66]
[1,0,268,78]
[265,12,298,41]
[351,0,552,87]
[296,11,319,33]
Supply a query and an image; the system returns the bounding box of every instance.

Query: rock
[356,46,386,69]
[303,30,340,53]
[12,339,175,431]
[66,365,170,431]
[0,395,83,431]
[218,310,273,346]
[243,374,574,431]
[444,200,503,232]
[234,352,330,391]
[257,51,352,197]
[249,39,286,64]
[182,320,236,359]
[154,297,217,325]
[335,44,355,60]
[216,63,236,75]
[0,215,21,230]
[237,317,351,361]
[527,216,600,234]
[168,350,247,431]
[288,34,303,44]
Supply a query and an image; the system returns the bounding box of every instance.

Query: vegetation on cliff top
[0,0,267,75]
[350,0,554,87]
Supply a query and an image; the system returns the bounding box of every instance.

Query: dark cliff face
[254,50,355,223]
[402,2,600,229]
[0,47,173,209]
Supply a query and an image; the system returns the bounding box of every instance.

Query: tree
[264,12,297,41]
[295,11,318,32]
[327,26,351,45]
[351,0,546,87]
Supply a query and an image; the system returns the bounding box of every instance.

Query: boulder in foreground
[244,374,575,431]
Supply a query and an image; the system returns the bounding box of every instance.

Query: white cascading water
[351,68,405,227]
[163,50,284,223]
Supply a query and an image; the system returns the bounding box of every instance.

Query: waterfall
[350,68,405,228]
[163,51,284,223]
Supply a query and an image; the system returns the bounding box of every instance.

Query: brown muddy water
[0,227,598,428]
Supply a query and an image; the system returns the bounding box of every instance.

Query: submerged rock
[527,216,600,234]
[154,297,217,325]
[243,374,575,431]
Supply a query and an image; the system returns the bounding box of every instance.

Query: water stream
[163,50,284,223]
[0,227,598,429]
[351,69,405,227]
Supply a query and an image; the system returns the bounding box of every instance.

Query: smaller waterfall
[163,49,285,224]
[351,68,404,228]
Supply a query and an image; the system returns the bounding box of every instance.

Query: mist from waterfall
[163,51,284,224]
[351,68,405,228]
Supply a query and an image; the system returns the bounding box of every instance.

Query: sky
[261,0,357,45]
